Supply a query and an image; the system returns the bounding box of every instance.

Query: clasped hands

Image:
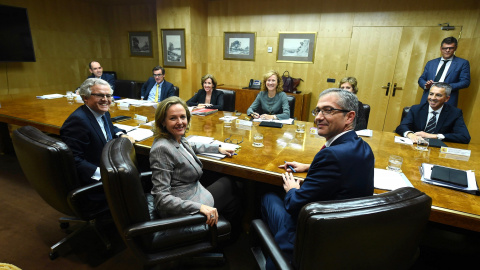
[278,161,309,192]
[196,103,213,109]
[251,112,275,120]
[407,132,435,144]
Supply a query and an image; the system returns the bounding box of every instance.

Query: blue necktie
[102,115,112,141]
[424,111,438,134]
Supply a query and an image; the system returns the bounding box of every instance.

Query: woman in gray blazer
[150,96,240,227]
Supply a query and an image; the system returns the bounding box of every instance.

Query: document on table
[114,123,138,132]
[36,94,64,99]
[126,128,154,142]
[374,168,413,191]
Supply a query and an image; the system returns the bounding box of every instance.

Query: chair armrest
[251,219,293,270]
[67,181,108,218]
[140,171,152,180]
[125,213,208,239]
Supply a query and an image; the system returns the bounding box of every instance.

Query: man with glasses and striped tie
[396,82,470,144]
[418,36,470,107]
[61,78,134,185]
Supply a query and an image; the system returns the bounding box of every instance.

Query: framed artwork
[223,32,256,61]
[277,32,317,63]
[128,31,153,57]
[161,29,186,68]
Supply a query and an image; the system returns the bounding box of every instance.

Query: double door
[347,26,462,132]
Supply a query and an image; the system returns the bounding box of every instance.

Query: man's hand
[424,80,434,90]
[283,172,300,193]
[279,161,310,173]
[414,131,436,140]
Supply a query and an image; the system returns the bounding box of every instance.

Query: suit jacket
[284,130,375,217]
[149,136,220,217]
[418,56,470,106]
[60,105,124,185]
[186,89,224,110]
[87,73,116,90]
[395,103,470,144]
[140,77,175,101]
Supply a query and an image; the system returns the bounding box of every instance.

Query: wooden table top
[1,95,480,231]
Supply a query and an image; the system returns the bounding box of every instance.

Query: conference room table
[1,94,480,232]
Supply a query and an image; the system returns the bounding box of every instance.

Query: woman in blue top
[247,70,290,120]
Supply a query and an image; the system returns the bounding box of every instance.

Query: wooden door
[347,26,462,131]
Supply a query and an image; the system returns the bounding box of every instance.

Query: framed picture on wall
[277,32,317,63]
[224,32,256,61]
[128,31,153,57]
[161,29,186,68]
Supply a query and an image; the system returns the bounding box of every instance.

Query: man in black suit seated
[140,66,175,102]
[395,82,470,144]
[87,61,115,90]
[61,78,134,185]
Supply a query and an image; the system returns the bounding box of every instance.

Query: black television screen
[0,5,36,62]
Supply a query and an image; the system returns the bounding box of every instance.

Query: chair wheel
[49,252,59,260]
[60,222,69,229]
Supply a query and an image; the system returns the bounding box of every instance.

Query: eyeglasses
[224,135,243,145]
[312,107,350,116]
[153,74,164,77]
[441,46,456,51]
[90,93,113,99]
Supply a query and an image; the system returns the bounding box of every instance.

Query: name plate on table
[440,147,471,157]
[235,119,253,126]
[134,114,148,122]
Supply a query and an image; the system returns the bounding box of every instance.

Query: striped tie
[424,111,438,134]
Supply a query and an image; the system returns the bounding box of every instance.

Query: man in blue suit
[261,88,375,269]
[418,36,470,107]
[61,78,134,185]
[140,66,175,101]
[396,82,470,144]
[87,61,116,90]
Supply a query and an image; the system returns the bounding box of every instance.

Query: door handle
[392,83,403,97]
[382,83,391,96]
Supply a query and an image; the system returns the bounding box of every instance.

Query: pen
[284,161,296,173]
[233,153,238,155]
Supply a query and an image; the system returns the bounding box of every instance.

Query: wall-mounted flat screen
[0,4,36,62]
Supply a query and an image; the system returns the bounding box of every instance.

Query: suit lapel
[418,104,430,131]
[430,58,441,79]
[82,105,107,145]
[436,105,449,133]
[178,139,203,174]
[444,57,457,81]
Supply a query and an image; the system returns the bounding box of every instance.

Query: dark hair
[441,37,458,47]
[431,82,452,97]
[153,96,191,139]
[88,61,100,70]
[201,74,218,91]
[152,66,165,75]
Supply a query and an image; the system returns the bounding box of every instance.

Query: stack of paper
[374,168,413,191]
[36,94,64,99]
[127,128,154,142]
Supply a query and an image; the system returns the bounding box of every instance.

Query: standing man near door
[418,36,470,107]
[140,66,175,102]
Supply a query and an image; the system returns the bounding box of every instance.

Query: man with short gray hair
[261,88,375,268]
[396,82,470,144]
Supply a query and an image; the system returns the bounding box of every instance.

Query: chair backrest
[104,71,117,80]
[401,106,411,123]
[12,126,81,217]
[363,103,371,127]
[287,95,295,119]
[217,89,236,112]
[294,187,432,270]
[173,86,179,97]
[114,80,137,98]
[100,138,152,242]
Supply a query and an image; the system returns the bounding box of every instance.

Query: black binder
[431,165,468,187]
[111,115,132,122]
[259,122,283,128]
[428,138,447,148]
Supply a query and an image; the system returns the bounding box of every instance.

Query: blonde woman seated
[149,96,241,227]
[186,74,224,110]
[247,70,290,120]
[339,76,368,130]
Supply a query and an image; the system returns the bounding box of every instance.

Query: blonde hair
[339,77,359,94]
[262,70,283,93]
[153,96,191,139]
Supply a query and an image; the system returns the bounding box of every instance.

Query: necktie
[102,115,112,141]
[434,60,449,82]
[320,145,326,151]
[424,111,438,134]
[154,84,159,102]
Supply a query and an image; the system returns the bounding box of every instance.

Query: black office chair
[114,80,137,98]
[11,126,110,260]
[401,106,411,123]
[363,103,371,126]
[287,95,296,119]
[103,71,117,80]
[174,86,180,97]
[251,187,432,270]
[217,89,236,112]
[100,137,231,268]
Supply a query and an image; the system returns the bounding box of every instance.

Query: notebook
[259,121,283,128]
[431,165,468,187]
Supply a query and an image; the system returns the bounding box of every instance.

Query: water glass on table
[252,133,264,148]
[387,155,403,172]
[416,138,429,151]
